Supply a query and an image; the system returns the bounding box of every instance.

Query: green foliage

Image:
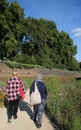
[71,117,81,130]
[0,81,6,88]
[22,17,78,70]
[45,77,81,130]
[4,59,44,69]
[0,0,8,13]
[0,92,5,102]
[23,78,33,89]
[67,58,80,71]
[0,80,6,104]
[0,0,25,60]
[0,0,80,70]
[44,76,61,117]
[14,54,36,65]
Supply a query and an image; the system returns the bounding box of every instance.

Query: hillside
[0,62,81,79]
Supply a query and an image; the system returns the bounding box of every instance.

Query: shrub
[4,60,44,69]
[45,78,81,130]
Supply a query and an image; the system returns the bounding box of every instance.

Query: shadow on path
[19,100,33,118]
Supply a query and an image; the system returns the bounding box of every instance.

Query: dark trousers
[7,99,20,120]
[33,99,46,126]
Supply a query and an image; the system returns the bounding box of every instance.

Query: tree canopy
[0,0,79,70]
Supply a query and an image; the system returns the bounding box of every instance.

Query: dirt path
[0,90,55,130]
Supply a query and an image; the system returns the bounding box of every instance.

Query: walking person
[30,74,47,128]
[0,70,26,123]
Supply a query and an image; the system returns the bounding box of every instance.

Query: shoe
[36,122,41,128]
[37,124,41,128]
[8,118,12,123]
[13,115,18,119]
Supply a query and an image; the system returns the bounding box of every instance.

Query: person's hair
[12,70,17,76]
[36,74,42,80]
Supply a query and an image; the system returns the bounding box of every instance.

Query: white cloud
[72,28,81,38]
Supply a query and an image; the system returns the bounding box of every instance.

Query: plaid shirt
[0,77,25,101]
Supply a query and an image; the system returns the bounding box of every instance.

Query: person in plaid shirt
[0,70,26,123]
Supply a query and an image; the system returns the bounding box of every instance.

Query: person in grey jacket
[30,74,47,128]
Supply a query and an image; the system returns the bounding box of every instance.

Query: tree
[22,17,77,68]
[0,0,78,70]
[56,31,77,68]
[0,0,25,59]
[0,0,8,13]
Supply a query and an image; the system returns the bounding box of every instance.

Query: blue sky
[9,0,81,62]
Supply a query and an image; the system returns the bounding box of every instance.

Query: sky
[9,0,81,62]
